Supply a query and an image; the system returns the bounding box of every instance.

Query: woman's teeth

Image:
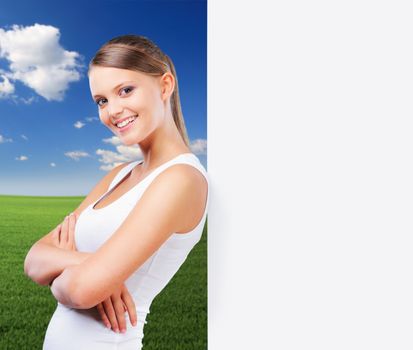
[116,115,138,128]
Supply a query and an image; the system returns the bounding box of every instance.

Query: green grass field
[0,195,207,349]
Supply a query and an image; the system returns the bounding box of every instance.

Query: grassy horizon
[0,195,207,349]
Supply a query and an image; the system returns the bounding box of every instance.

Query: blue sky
[0,0,207,196]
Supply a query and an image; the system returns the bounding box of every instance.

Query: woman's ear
[160,72,175,101]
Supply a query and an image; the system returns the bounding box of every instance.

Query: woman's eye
[94,87,133,107]
[96,98,106,107]
[120,86,134,96]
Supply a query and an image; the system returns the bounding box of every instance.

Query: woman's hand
[49,213,137,332]
[51,213,77,251]
[96,283,137,333]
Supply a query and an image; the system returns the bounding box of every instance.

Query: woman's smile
[114,114,139,133]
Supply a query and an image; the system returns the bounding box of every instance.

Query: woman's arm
[27,213,138,331]
[24,214,91,286]
[23,162,131,286]
[50,164,208,309]
[25,244,91,286]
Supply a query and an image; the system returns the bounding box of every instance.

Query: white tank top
[43,153,209,349]
[75,152,209,314]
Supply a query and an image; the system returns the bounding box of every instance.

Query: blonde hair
[88,35,190,147]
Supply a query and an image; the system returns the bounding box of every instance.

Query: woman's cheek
[98,113,108,126]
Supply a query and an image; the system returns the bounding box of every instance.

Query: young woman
[24,35,209,349]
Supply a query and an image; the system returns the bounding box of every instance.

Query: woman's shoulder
[140,162,208,233]
[152,158,207,190]
[165,153,208,182]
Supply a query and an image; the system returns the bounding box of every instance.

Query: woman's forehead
[89,66,142,84]
[89,67,146,95]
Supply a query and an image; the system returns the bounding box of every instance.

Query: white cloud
[99,163,123,172]
[72,116,98,129]
[99,135,143,170]
[16,155,28,161]
[0,74,15,97]
[96,138,142,171]
[50,162,56,167]
[96,149,128,171]
[0,134,13,143]
[86,116,99,122]
[74,121,85,129]
[0,23,83,101]
[20,96,36,104]
[190,138,207,155]
[116,145,142,159]
[96,146,142,171]
[102,135,122,146]
[64,150,89,161]
[21,134,28,140]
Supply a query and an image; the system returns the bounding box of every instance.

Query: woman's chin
[118,135,139,147]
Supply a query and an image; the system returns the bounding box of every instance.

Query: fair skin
[24,65,208,333]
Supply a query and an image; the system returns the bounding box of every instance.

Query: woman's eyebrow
[92,80,135,99]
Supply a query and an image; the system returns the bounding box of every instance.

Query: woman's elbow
[23,248,42,284]
[23,253,31,278]
[23,245,34,275]
[69,280,100,309]
[73,275,120,309]
[24,267,49,286]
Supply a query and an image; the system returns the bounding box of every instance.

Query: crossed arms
[24,162,207,315]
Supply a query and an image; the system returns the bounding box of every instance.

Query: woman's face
[88,66,167,146]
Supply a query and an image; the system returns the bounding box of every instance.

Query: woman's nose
[107,99,124,117]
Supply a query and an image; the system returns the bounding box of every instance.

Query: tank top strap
[142,153,209,187]
[108,160,143,192]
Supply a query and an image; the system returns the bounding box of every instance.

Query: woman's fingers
[52,224,61,247]
[96,287,136,334]
[102,298,120,333]
[67,213,76,248]
[121,287,137,327]
[60,215,69,245]
[111,294,127,333]
[57,213,77,250]
[96,303,111,329]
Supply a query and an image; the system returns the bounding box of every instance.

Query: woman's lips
[117,115,138,133]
